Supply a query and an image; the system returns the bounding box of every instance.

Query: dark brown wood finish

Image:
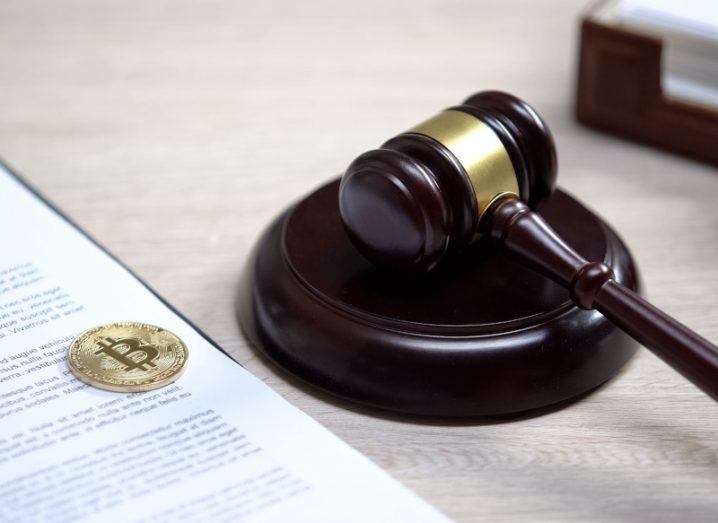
[484,196,718,401]
[238,180,640,417]
[338,91,718,403]
[339,91,557,273]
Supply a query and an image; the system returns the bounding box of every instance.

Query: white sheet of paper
[0,164,449,523]
[617,0,718,41]
[604,0,718,109]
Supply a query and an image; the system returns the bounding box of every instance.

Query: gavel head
[338,91,558,272]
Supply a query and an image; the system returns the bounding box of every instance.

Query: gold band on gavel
[408,110,519,219]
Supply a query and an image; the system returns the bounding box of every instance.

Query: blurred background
[2,1,718,521]
[1,0,601,341]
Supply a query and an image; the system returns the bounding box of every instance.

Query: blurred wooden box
[576,0,718,165]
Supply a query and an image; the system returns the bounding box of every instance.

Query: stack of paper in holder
[577,0,718,165]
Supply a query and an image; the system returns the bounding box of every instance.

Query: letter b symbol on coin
[95,336,159,372]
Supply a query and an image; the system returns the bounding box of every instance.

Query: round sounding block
[237,179,640,417]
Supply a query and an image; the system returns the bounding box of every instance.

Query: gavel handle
[484,196,718,401]
[595,280,718,399]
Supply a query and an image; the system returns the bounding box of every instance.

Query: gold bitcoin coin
[67,322,189,392]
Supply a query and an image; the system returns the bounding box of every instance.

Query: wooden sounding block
[237,179,640,417]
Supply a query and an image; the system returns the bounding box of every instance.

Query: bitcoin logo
[68,322,188,392]
[94,337,159,372]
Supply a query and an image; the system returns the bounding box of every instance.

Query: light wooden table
[2,1,718,521]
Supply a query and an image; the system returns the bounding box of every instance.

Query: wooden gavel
[338,91,718,401]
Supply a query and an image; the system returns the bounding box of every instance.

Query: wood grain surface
[1,1,717,521]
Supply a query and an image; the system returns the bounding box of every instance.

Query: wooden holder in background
[576,16,718,165]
